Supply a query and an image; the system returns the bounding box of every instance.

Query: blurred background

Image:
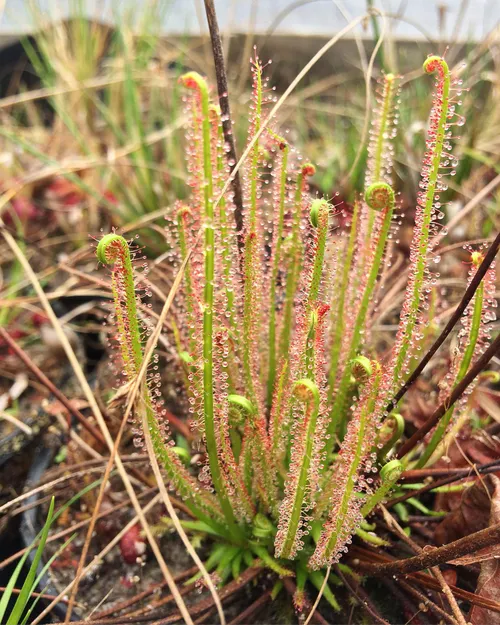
[1,1,500,38]
[0,0,498,228]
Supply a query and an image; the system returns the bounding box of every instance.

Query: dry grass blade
[0,326,106,445]
[63,403,135,620]
[0,486,157,572]
[0,410,32,435]
[0,117,186,227]
[0,74,125,109]
[303,565,330,625]
[0,466,111,516]
[433,172,500,246]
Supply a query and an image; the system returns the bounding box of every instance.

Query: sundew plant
[96,54,496,610]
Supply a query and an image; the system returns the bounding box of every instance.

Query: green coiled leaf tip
[227,394,257,416]
[380,459,403,482]
[310,198,330,228]
[423,55,449,77]
[365,182,395,212]
[179,71,209,95]
[96,233,128,265]
[293,378,320,408]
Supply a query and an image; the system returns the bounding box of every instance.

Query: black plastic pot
[20,443,79,622]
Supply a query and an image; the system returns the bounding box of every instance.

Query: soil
[45,508,193,618]
[39,485,295,623]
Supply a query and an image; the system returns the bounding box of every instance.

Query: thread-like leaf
[275,379,321,560]
[97,233,225,528]
[391,56,455,385]
[311,363,383,569]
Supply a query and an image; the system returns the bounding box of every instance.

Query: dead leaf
[469,481,500,625]
[437,473,500,563]
[475,388,500,424]
[434,474,499,546]
[433,428,500,513]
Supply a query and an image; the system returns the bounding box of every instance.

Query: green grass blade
[7,498,55,625]
[20,535,75,625]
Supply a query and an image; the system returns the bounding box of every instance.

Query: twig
[431,566,467,625]
[335,566,390,625]
[351,544,500,613]
[410,570,500,614]
[378,579,426,625]
[396,332,500,458]
[360,522,500,577]
[210,14,369,220]
[193,606,219,625]
[0,587,79,605]
[387,231,500,415]
[401,460,500,480]
[152,567,262,625]
[51,616,159,625]
[124,584,196,619]
[351,543,500,613]
[203,0,244,236]
[390,459,500,507]
[398,579,457,625]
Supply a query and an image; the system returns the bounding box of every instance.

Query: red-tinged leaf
[441,568,457,586]
[119,524,146,565]
[45,176,85,207]
[469,559,500,625]
[5,197,40,224]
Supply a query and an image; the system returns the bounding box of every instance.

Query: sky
[1,0,499,41]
